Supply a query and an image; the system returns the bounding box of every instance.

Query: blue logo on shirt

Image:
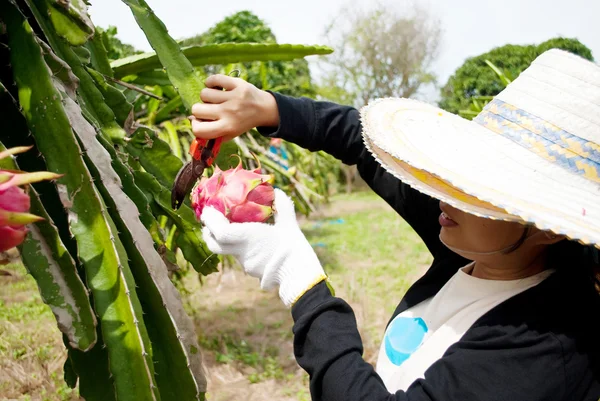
[384,317,428,366]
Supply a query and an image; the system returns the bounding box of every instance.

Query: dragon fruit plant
[192,156,276,223]
[0,146,61,252]
[1,0,332,397]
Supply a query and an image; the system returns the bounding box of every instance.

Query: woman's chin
[439,229,463,250]
[440,227,455,242]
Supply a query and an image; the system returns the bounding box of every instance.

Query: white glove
[201,189,328,307]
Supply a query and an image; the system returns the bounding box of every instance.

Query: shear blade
[171,159,206,210]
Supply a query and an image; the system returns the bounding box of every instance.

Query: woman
[191,49,600,400]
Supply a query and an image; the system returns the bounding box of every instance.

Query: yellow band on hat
[475,99,600,184]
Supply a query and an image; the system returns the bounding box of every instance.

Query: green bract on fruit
[191,157,275,223]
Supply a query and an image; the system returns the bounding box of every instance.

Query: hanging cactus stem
[3,3,158,398]
[0,141,97,352]
[2,0,334,398]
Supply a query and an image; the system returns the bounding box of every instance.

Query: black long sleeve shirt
[257,92,600,401]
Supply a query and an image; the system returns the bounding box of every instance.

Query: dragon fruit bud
[0,203,44,252]
[0,226,28,254]
[0,186,34,252]
[191,156,275,223]
[0,146,62,252]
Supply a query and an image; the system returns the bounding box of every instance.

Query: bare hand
[190,74,280,141]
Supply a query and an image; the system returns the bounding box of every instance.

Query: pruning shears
[170,70,240,210]
[170,136,223,210]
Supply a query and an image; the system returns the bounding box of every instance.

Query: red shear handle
[189,137,223,166]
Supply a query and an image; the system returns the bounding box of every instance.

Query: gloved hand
[201,189,328,307]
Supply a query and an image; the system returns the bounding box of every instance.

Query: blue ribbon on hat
[474,99,600,184]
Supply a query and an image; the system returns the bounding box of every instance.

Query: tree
[314,73,356,106]
[181,10,275,46]
[181,11,316,98]
[317,0,442,108]
[439,37,594,114]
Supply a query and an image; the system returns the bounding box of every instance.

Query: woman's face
[438,201,531,254]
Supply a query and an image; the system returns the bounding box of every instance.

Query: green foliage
[2,3,159,399]
[122,0,205,112]
[111,43,333,79]
[46,0,94,46]
[100,26,142,61]
[0,141,97,353]
[21,190,98,353]
[181,10,276,45]
[0,0,334,399]
[439,37,594,114]
[110,10,338,216]
[314,74,355,106]
[537,37,593,59]
[183,10,316,98]
[457,60,511,120]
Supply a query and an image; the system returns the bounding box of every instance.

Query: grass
[0,189,432,400]
[199,333,289,384]
[0,263,80,401]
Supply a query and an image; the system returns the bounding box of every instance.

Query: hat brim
[360,97,600,248]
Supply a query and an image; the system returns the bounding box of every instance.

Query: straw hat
[360,49,600,249]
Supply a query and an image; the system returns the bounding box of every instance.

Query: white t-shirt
[375,263,555,392]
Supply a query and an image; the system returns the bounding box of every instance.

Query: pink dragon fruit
[0,146,61,252]
[191,157,275,223]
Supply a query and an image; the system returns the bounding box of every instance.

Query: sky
[89,0,600,102]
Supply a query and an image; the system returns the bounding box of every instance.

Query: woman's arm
[257,92,444,257]
[292,281,567,401]
[192,76,444,255]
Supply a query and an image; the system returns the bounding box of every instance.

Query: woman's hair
[547,239,600,296]
[505,224,600,295]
